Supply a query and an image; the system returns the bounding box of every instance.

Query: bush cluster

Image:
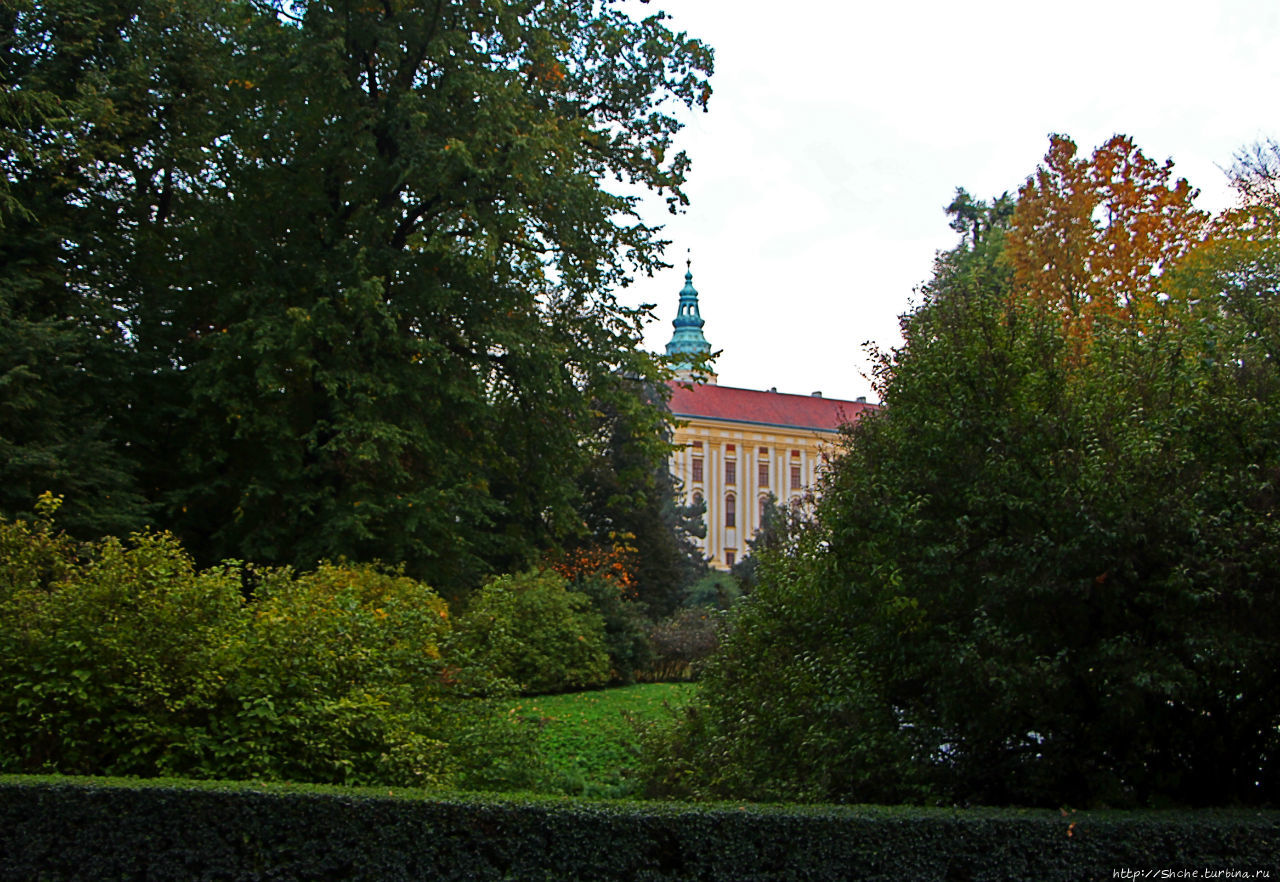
[646,607,723,682]
[448,567,731,692]
[0,495,738,791]
[542,542,735,686]
[0,499,535,788]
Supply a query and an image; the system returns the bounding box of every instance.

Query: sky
[618,0,1280,403]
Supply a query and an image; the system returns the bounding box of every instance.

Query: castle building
[663,261,877,570]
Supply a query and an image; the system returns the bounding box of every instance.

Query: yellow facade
[667,392,870,570]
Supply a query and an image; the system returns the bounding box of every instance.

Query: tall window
[725,493,736,528]
[691,457,703,483]
[725,550,736,568]
[758,462,769,487]
[790,464,802,489]
[725,459,736,484]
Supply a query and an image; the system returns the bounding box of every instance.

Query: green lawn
[501,682,697,797]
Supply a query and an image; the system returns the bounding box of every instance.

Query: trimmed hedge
[1,776,1277,881]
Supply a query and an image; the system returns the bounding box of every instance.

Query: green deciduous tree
[3,0,712,595]
[654,137,1280,808]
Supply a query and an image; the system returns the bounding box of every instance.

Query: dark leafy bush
[681,572,741,609]
[575,577,655,684]
[646,607,722,681]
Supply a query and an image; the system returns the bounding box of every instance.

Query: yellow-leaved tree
[1007,134,1208,344]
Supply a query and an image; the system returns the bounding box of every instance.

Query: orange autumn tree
[1007,134,1208,344]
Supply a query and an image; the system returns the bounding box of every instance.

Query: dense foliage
[0,499,536,788]
[1,0,712,595]
[654,136,1280,808]
[574,383,710,617]
[4,777,1277,882]
[451,569,612,694]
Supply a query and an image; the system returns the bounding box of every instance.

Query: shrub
[646,607,722,681]
[203,562,461,786]
[0,510,245,778]
[574,577,654,685]
[681,572,741,609]
[452,569,610,694]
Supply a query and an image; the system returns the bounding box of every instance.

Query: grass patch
[502,682,696,797]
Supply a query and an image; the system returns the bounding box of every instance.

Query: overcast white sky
[618,0,1280,403]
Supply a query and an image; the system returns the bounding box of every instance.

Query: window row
[707,494,805,527]
[688,455,808,489]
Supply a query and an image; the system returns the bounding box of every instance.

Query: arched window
[725,492,736,528]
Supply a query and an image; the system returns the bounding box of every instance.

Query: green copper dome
[665,259,711,373]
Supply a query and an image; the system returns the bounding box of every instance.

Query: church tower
[664,255,717,383]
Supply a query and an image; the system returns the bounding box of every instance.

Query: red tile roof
[667,382,877,432]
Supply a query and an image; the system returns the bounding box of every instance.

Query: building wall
[669,416,840,570]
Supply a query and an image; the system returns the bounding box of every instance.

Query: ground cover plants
[501,682,697,796]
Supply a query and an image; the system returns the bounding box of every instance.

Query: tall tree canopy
[3,0,712,594]
[655,136,1280,808]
